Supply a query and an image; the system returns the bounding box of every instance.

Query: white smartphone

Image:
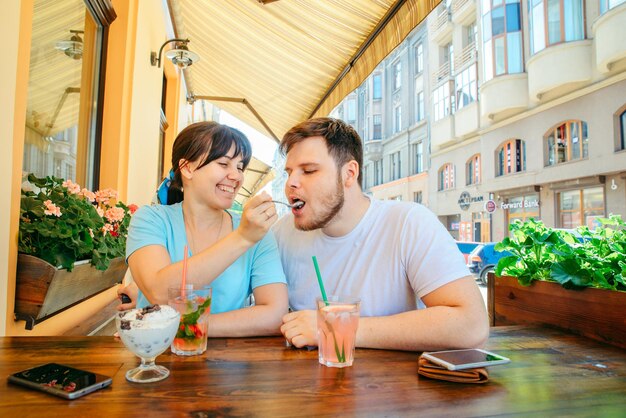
[8,363,112,400]
[421,348,510,370]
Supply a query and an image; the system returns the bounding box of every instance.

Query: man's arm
[281,276,489,351]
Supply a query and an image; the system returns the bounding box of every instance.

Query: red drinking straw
[181,245,188,298]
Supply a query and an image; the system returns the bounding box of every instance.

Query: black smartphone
[421,349,511,370]
[8,363,112,400]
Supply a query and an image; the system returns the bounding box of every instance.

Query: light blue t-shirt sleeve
[250,230,287,289]
[125,205,169,262]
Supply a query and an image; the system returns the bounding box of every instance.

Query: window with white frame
[528,0,585,55]
[601,0,625,13]
[346,98,356,122]
[414,191,423,204]
[393,61,402,90]
[455,65,477,110]
[374,159,383,185]
[394,104,402,133]
[412,141,423,174]
[415,90,425,122]
[373,114,382,139]
[482,0,523,81]
[438,163,455,191]
[390,151,401,180]
[465,21,477,47]
[373,73,382,99]
[433,80,455,121]
[544,120,589,166]
[415,43,424,73]
[443,42,454,74]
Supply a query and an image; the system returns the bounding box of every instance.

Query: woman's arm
[129,194,276,305]
[207,283,289,337]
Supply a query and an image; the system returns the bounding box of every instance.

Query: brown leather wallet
[418,356,489,384]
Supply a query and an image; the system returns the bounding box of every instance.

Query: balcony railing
[432,61,451,85]
[452,0,471,14]
[456,43,477,70]
[433,6,451,32]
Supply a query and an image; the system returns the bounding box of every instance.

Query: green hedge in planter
[494,215,626,291]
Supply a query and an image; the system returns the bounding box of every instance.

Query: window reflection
[23,0,104,189]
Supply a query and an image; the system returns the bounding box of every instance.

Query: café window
[528,0,585,55]
[496,139,526,177]
[505,193,541,226]
[545,120,588,166]
[466,154,481,185]
[22,0,114,190]
[438,163,455,191]
[558,187,605,229]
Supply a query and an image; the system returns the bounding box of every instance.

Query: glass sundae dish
[116,304,180,383]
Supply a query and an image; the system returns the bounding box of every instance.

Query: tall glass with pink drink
[316,295,360,368]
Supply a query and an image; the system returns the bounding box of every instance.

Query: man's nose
[285,173,300,189]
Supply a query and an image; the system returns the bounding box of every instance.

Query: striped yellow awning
[171,0,440,141]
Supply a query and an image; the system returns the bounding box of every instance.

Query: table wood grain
[1,326,625,417]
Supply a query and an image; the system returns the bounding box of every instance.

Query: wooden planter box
[488,273,626,349]
[15,254,126,330]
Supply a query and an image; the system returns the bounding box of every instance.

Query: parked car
[455,241,482,263]
[467,243,511,286]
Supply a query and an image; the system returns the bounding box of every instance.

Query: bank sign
[458,191,484,211]
[500,198,540,210]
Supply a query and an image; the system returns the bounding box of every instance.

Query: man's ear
[343,160,360,188]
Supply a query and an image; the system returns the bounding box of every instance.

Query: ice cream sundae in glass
[116,304,180,383]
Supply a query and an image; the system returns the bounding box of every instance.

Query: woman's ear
[343,160,360,188]
[178,159,194,179]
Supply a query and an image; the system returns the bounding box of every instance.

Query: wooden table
[1,326,625,417]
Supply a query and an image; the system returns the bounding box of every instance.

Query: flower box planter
[15,254,126,330]
[488,273,626,349]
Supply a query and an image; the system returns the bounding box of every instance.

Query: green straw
[312,256,328,305]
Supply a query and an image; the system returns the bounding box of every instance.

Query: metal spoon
[272,200,304,209]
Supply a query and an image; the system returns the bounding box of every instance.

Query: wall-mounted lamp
[55,30,84,60]
[150,38,199,69]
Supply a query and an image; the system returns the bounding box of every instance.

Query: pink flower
[102,223,114,236]
[128,204,139,214]
[89,228,94,238]
[62,179,81,195]
[104,207,125,223]
[80,188,96,203]
[43,200,62,217]
[95,188,117,204]
[96,206,104,217]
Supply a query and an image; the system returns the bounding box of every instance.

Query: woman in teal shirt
[125,121,287,337]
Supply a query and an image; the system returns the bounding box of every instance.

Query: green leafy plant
[495,216,626,291]
[175,297,211,340]
[19,174,137,271]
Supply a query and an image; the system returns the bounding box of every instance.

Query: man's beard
[295,175,344,231]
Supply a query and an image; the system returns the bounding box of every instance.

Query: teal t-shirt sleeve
[125,205,168,262]
[250,230,286,289]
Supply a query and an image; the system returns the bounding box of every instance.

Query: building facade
[308,0,626,243]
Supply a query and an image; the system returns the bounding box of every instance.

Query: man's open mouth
[291,198,305,212]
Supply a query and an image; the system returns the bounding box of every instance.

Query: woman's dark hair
[280,117,363,187]
[167,121,252,204]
